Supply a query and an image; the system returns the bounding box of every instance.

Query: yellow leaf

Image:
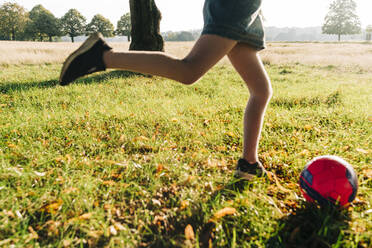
[102,181,116,186]
[368,116,372,122]
[171,118,179,123]
[185,224,195,240]
[180,200,189,210]
[133,136,149,142]
[78,213,92,220]
[7,143,17,149]
[156,164,165,174]
[216,146,227,152]
[304,125,313,131]
[41,199,63,214]
[226,132,235,138]
[213,207,237,220]
[28,226,39,240]
[299,149,310,157]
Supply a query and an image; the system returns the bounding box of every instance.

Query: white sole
[59,33,103,84]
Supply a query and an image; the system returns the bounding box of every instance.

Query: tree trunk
[71,35,74,43]
[129,0,164,51]
[12,29,15,41]
[338,34,341,42]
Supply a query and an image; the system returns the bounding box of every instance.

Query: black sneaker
[235,158,266,180]
[59,32,112,86]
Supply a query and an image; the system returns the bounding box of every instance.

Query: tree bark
[129,0,164,51]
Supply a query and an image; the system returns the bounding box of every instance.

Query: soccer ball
[299,155,358,207]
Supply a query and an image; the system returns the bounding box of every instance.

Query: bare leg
[228,43,272,164]
[103,35,237,85]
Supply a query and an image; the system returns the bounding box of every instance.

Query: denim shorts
[202,0,265,50]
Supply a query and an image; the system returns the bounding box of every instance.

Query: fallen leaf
[102,181,116,186]
[63,187,79,194]
[109,225,118,236]
[34,171,46,177]
[267,172,292,193]
[299,149,310,157]
[364,209,372,214]
[356,148,368,154]
[114,222,126,231]
[363,169,372,178]
[156,164,165,174]
[78,213,92,220]
[304,125,313,131]
[40,199,63,215]
[28,226,39,239]
[180,200,189,210]
[15,210,23,219]
[133,136,149,142]
[119,135,126,142]
[225,132,235,138]
[212,207,236,221]
[152,199,161,207]
[185,224,195,240]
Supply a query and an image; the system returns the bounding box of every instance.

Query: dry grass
[1,40,372,71]
[261,42,372,72]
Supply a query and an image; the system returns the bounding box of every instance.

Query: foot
[235,158,266,180]
[59,32,112,86]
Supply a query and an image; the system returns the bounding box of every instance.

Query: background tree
[0,2,28,40]
[322,0,361,41]
[26,5,60,41]
[366,25,372,41]
[116,13,131,41]
[86,14,114,37]
[60,9,86,42]
[129,0,164,51]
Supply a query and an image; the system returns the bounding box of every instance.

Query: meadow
[0,41,371,247]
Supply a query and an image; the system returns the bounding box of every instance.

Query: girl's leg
[227,43,272,164]
[103,34,237,85]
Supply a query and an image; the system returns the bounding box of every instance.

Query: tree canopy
[86,14,115,37]
[0,2,28,40]
[116,13,131,41]
[60,9,87,42]
[26,5,60,41]
[322,0,361,41]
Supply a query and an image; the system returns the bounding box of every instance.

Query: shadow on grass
[266,204,351,248]
[0,70,143,94]
[140,178,251,248]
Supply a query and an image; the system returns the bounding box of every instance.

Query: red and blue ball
[299,156,358,207]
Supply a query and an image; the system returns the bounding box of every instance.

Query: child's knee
[252,81,273,103]
[179,60,205,85]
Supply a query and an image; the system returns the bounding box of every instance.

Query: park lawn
[0,60,371,247]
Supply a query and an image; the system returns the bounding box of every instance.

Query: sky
[1,0,372,31]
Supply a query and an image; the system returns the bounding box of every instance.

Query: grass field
[0,41,371,247]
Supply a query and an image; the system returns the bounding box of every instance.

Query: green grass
[0,62,371,247]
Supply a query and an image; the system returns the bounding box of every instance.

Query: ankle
[242,157,258,164]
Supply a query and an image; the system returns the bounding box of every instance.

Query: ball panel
[299,176,330,205]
